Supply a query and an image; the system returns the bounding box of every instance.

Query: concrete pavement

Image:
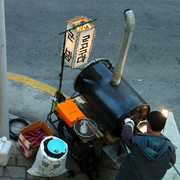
[0,74,179,180]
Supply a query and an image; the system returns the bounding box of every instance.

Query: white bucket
[28,136,68,177]
[0,136,12,166]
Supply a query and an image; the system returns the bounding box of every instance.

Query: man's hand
[124,118,135,130]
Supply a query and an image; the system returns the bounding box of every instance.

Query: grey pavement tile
[0,178,11,180]
[45,175,67,180]
[3,166,26,179]
[48,171,90,180]
[26,175,47,180]
[7,154,16,166]
[47,171,72,180]
[26,174,47,180]
[0,167,3,176]
[17,154,36,167]
[26,170,48,180]
[11,142,21,155]
[26,179,47,180]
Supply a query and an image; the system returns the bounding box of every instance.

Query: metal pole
[111,9,135,86]
[169,163,180,176]
[0,0,9,138]
[56,29,67,103]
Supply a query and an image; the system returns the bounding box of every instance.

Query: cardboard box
[17,120,53,158]
[56,99,85,127]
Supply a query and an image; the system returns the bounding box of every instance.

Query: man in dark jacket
[115,111,176,180]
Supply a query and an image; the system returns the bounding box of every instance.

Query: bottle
[0,136,12,166]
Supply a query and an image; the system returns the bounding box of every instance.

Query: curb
[7,72,69,99]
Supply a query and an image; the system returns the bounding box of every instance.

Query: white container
[0,136,12,166]
[80,123,88,134]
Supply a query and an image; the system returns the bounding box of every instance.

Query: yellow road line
[7,72,69,99]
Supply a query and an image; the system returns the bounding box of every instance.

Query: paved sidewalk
[0,78,179,180]
[0,139,117,180]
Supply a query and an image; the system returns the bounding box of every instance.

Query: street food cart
[46,9,151,178]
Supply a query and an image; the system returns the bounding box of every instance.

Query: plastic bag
[27,136,68,177]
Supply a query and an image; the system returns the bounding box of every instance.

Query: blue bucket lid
[47,139,66,155]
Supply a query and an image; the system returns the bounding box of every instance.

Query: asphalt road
[5,0,180,131]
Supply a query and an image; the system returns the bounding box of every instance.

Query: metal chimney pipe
[111,9,135,85]
[0,0,9,138]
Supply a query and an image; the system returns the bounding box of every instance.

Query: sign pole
[56,31,66,103]
[0,0,9,137]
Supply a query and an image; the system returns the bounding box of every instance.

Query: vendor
[115,111,176,180]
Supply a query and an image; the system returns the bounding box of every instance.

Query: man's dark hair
[147,111,167,131]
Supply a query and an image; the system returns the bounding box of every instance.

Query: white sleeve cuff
[125,122,134,130]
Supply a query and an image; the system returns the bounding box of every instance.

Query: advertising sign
[64,16,96,69]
